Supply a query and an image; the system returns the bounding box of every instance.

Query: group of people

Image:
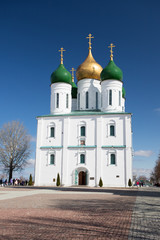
[0,178,28,186]
[136,181,144,187]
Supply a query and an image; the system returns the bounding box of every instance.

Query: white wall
[77,79,101,110]
[34,113,132,187]
[72,98,77,111]
[50,82,71,114]
[101,80,123,112]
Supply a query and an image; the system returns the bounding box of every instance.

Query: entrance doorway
[78,171,86,185]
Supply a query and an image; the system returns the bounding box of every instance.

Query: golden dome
[76,48,103,81]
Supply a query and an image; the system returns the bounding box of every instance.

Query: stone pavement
[0,186,159,239]
[128,187,160,240]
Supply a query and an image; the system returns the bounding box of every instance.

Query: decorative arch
[72,167,89,186]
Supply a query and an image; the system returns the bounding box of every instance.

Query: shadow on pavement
[7,186,160,198]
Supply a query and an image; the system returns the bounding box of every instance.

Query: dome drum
[101,79,123,113]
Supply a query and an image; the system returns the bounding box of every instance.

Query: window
[80,154,85,164]
[109,90,112,105]
[80,140,85,145]
[66,94,69,108]
[50,154,55,165]
[119,91,121,106]
[96,92,98,109]
[56,93,59,108]
[78,93,80,110]
[111,154,115,165]
[110,125,115,136]
[81,126,85,136]
[86,91,89,109]
[50,127,55,137]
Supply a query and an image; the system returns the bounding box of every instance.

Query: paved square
[0,187,160,239]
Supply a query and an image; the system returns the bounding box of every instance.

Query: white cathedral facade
[34,35,132,187]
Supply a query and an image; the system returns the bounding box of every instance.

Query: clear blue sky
[0,0,160,179]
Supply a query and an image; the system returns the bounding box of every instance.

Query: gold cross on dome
[59,47,66,64]
[108,43,115,61]
[86,33,94,49]
[70,68,76,82]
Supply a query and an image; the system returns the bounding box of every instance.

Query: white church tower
[101,43,124,113]
[35,34,132,187]
[76,34,102,111]
[50,48,72,115]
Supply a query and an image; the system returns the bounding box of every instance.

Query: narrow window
[86,92,89,109]
[101,94,103,108]
[50,127,55,137]
[78,93,80,110]
[81,126,85,136]
[110,125,115,136]
[80,154,85,164]
[66,94,69,108]
[119,91,121,106]
[50,154,55,165]
[109,90,112,105]
[96,92,98,109]
[111,154,115,165]
[56,93,59,108]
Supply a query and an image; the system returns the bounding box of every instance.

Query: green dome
[50,64,72,85]
[122,87,126,98]
[71,81,78,99]
[101,60,123,81]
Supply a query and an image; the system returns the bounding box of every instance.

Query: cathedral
[34,34,132,187]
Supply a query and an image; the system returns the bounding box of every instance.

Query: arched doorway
[78,171,86,185]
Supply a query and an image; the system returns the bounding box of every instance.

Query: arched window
[109,90,112,105]
[111,154,115,165]
[56,93,59,108]
[50,154,55,165]
[66,94,69,108]
[110,125,115,136]
[86,92,89,109]
[119,91,121,106]
[50,127,55,137]
[81,126,85,136]
[96,92,98,109]
[80,154,85,164]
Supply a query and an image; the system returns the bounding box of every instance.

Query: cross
[108,43,115,61]
[86,33,94,49]
[70,68,76,82]
[59,47,66,64]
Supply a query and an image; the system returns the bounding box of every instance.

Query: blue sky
[0,0,160,179]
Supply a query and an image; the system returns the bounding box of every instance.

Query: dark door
[79,171,86,185]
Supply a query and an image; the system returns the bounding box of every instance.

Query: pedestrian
[10,178,13,185]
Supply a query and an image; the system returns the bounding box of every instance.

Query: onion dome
[101,43,123,81]
[50,47,72,85]
[50,64,72,85]
[101,60,123,81]
[122,87,126,98]
[76,33,103,81]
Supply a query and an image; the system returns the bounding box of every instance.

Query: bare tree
[137,175,147,184]
[151,154,160,184]
[0,121,31,182]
